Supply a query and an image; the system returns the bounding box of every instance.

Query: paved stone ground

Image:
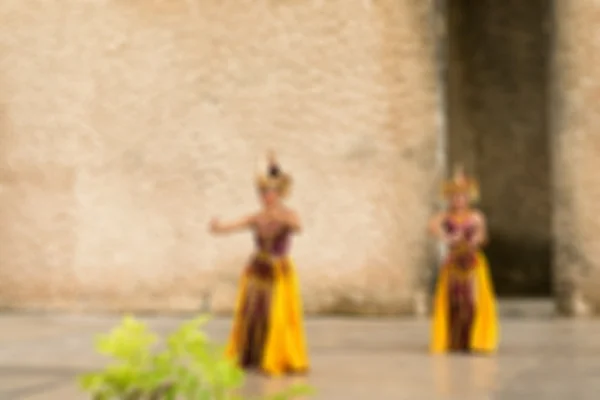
[0,302,599,399]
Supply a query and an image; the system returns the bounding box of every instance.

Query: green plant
[79,315,313,400]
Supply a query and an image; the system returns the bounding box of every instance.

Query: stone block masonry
[0,0,439,314]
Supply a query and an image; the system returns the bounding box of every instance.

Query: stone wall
[552,0,600,316]
[0,0,439,314]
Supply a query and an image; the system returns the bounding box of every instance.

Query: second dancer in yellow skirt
[429,166,499,354]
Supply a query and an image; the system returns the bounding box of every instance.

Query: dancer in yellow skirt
[429,166,499,354]
[209,151,309,375]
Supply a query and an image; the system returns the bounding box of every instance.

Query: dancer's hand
[467,233,483,250]
[209,215,255,235]
[444,232,462,246]
[209,218,222,234]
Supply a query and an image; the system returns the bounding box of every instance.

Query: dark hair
[269,164,281,177]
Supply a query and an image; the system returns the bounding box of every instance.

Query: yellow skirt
[225,256,309,376]
[430,252,499,354]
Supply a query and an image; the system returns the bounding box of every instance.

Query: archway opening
[445,0,553,297]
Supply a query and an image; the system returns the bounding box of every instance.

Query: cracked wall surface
[0,0,439,314]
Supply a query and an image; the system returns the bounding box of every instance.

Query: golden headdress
[442,164,479,202]
[255,150,292,197]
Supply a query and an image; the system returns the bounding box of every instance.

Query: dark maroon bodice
[443,218,476,241]
[253,227,291,257]
[443,217,477,270]
[247,226,292,280]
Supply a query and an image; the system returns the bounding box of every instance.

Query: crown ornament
[255,150,292,197]
[442,164,479,202]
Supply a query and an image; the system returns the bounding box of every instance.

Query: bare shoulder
[283,207,299,217]
[245,212,261,225]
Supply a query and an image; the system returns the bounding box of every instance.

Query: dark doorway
[445,0,553,296]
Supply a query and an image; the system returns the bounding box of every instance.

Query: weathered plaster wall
[552,0,600,316]
[0,0,438,314]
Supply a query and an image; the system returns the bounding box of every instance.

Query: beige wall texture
[552,0,600,316]
[0,0,439,314]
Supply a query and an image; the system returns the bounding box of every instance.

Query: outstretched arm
[210,215,255,235]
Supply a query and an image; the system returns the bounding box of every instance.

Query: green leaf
[161,387,178,400]
[216,361,244,388]
[78,313,315,400]
[79,373,105,391]
[195,388,213,400]
[94,316,157,363]
[267,383,316,400]
[91,391,113,400]
[284,383,316,396]
[184,314,211,329]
